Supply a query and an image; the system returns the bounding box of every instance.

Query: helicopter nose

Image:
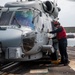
[22,28,36,52]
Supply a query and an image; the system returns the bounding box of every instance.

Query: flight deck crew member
[48,21,69,66]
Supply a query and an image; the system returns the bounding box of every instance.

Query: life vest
[57,26,67,40]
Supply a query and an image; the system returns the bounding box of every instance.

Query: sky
[57,0,75,27]
[0,0,75,27]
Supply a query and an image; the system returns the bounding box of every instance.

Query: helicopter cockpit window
[11,10,34,29]
[0,11,13,25]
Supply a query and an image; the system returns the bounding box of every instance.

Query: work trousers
[58,38,68,63]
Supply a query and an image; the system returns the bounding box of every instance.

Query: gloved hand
[49,32,52,33]
[47,29,52,33]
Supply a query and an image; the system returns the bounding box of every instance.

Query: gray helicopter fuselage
[0,0,60,61]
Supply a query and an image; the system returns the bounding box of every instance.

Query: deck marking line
[69,60,75,71]
[30,69,48,73]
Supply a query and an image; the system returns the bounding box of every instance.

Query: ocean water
[67,38,75,46]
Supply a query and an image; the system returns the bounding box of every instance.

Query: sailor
[48,21,69,66]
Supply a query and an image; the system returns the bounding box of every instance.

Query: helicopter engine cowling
[43,1,61,18]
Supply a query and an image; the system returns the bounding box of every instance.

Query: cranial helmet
[53,21,60,25]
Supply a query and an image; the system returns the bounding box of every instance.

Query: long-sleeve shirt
[50,26,63,34]
[50,26,67,40]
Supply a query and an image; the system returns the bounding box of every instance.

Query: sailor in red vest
[49,21,69,66]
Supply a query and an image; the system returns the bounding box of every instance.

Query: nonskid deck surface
[0,46,75,75]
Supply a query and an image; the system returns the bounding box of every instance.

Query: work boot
[64,60,70,66]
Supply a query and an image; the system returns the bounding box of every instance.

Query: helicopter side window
[11,10,34,29]
[0,11,13,25]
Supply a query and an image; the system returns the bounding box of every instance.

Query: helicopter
[0,0,60,62]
